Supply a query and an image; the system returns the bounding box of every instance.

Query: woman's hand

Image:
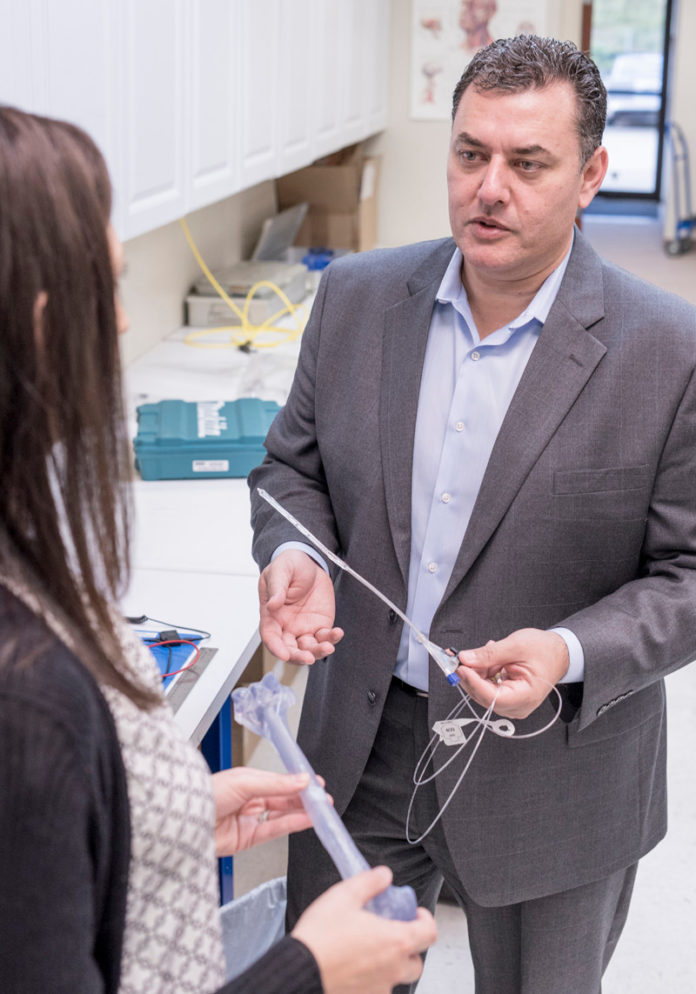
[211,767,315,857]
[292,867,438,993]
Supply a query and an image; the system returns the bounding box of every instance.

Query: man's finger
[457,639,500,674]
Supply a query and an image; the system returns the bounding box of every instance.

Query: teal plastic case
[133,398,280,480]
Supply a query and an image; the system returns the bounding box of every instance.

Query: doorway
[583,0,674,204]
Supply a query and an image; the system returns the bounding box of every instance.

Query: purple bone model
[232,672,418,921]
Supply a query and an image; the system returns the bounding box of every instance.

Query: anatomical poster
[411,0,551,119]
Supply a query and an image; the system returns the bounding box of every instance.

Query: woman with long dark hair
[0,106,436,994]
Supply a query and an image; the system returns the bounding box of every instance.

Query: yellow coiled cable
[179,217,306,349]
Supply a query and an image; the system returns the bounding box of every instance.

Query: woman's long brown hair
[0,106,159,707]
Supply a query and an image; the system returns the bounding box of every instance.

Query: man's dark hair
[451,35,607,165]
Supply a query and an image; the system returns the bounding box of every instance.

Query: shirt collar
[435,238,574,332]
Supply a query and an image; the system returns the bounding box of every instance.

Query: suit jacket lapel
[381,239,456,584]
[444,231,608,598]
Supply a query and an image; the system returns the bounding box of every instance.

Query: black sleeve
[218,936,323,994]
[0,686,113,992]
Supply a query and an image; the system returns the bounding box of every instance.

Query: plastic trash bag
[220,876,287,981]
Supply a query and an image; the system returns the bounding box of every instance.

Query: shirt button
[428,562,438,573]
[471,350,481,361]
[441,493,451,503]
[455,421,464,432]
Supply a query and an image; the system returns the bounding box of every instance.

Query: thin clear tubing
[232,672,418,921]
[256,488,460,685]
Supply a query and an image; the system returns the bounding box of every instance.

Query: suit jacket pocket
[552,465,650,523]
[554,465,649,495]
[566,680,665,747]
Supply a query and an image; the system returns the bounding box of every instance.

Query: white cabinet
[337,0,366,147]
[0,0,390,241]
[188,0,241,211]
[309,0,390,159]
[0,3,39,112]
[276,0,316,174]
[364,0,390,135]
[0,0,122,226]
[237,0,280,189]
[121,0,189,238]
[309,0,344,159]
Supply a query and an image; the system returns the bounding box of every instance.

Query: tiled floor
[234,217,696,991]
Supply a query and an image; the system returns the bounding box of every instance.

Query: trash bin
[220,876,287,981]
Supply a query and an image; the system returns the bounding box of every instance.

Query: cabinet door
[120,0,189,239]
[309,0,342,159]
[309,0,389,157]
[337,0,366,147]
[237,0,280,189]
[364,0,390,135]
[276,0,315,174]
[0,2,37,110]
[2,0,122,230]
[188,0,241,211]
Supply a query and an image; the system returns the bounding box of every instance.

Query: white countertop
[121,302,311,741]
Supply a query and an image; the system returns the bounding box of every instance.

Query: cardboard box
[276,144,380,252]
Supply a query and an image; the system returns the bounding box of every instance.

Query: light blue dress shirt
[275,245,584,689]
[393,246,583,690]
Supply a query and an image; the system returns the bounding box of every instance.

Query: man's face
[447,82,606,288]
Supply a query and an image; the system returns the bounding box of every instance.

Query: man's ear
[578,146,609,209]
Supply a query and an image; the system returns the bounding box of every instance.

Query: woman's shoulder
[0,583,119,758]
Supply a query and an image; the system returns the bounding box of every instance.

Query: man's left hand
[455,628,570,719]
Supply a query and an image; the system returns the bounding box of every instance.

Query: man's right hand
[258,549,344,665]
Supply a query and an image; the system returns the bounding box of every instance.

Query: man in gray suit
[249,36,696,993]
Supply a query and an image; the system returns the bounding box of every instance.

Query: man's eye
[517,160,539,172]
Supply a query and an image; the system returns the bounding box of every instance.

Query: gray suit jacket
[249,230,696,905]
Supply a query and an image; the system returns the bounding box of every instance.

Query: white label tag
[360,160,376,201]
[433,720,468,746]
[197,401,228,438]
[192,459,230,473]
[433,716,515,745]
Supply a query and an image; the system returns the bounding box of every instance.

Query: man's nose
[478,159,508,206]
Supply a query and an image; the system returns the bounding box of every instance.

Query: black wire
[142,614,211,640]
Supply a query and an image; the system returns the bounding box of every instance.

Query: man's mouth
[471,216,506,230]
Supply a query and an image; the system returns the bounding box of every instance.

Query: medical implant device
[256,488,462,685]
[254,488,562,845]
[232,672,418,921]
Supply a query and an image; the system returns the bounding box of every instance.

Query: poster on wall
[411,1,550,119]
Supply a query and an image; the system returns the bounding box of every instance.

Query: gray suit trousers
[287,679,637,994]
